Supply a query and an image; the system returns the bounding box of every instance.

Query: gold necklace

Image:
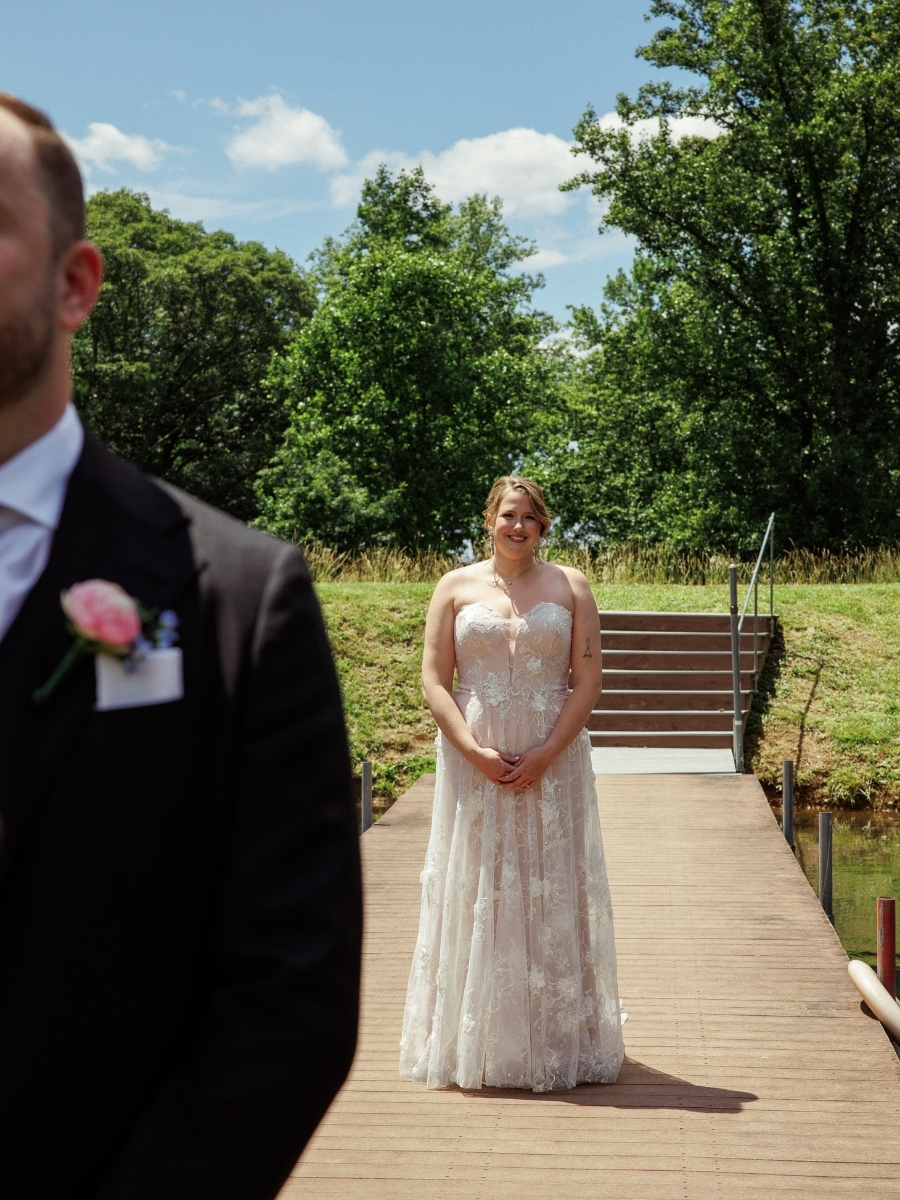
[491,555,537,594]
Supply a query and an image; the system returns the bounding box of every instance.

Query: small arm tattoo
[583,638,593,658]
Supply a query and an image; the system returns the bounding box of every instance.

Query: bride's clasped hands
[480,743,552,792]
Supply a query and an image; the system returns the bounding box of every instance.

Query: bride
[399,475,624,1092]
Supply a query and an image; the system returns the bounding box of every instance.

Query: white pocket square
[95,647,184,711]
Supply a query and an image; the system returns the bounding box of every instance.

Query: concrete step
[591,746,737,774]
[599,611,774,633]
[602,650,757,671]
[589,729,735,749]
[601,630,770,653]
[602,670,755,690]
[598,690,750,712]
[589,710,737,732]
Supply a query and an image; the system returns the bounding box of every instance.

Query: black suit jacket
[0,432,362,1199]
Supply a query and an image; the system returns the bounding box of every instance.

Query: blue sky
[1,0,682,321]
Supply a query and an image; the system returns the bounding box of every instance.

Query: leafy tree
[256,167,556,551]
[526,268,770,547]
[559,0,900,550]
[73,190,314,520]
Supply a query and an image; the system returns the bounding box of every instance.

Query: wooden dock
[281,771,900,1199]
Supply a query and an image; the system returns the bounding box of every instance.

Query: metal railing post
[361,761,373,834]
[769,515,775,618]
[729,564,744,772]
[753,576,759,689]
[819,811,833,924]
[782,760,794,851]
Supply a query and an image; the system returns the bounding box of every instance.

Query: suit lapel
[0,432,199,883]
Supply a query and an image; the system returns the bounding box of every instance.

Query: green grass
[316,581,900,811]
[316,584,435,811]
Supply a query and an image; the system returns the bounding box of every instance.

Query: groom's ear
[56,239,104,333]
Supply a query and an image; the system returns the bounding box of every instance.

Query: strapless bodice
[452,601,573,754]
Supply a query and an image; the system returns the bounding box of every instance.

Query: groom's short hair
[0,94,85,257]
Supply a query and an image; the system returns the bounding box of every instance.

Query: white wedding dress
[399,600,624,1092]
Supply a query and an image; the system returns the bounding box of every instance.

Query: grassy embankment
[316,573,900,814]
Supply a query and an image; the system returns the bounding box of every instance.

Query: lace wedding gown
[399,600,624,1092]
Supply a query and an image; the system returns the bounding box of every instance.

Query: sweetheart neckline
[456,600,573,624]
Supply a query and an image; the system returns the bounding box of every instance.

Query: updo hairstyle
[482,475,553,558]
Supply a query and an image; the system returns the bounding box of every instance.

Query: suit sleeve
[95,545,362,1200]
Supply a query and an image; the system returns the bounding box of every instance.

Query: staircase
[588,611,775,754]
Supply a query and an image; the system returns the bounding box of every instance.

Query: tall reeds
[301,541,462,583]
[300,539,900,586]
[767,545,900,585]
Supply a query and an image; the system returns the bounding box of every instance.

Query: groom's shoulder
[79,431,304,587]
[159,479,299,579]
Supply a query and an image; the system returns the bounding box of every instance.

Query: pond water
[776,809,900,984]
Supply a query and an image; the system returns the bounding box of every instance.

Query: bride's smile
[492,494,542,566]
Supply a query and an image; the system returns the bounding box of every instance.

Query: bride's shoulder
[438,561,486,587]
[430,562,487,606]
[544,562,593,602]
[553,562,590,585]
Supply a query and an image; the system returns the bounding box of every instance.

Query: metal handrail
[739,511,775,628]
[729,513,775,772]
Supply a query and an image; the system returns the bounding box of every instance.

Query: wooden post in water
[361,761,373,834]
[819,811,834,925]
[782,760,794,851]
[877,897,896,999]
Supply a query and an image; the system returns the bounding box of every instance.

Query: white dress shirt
[0,404,84,644]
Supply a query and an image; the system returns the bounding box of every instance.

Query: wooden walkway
[281,772,900,1199]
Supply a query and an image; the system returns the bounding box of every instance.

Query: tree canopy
[548,0,900,550]
[255,167,556,551]
[73,4,900,558]
[73,189,315,521]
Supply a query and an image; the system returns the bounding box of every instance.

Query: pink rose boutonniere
[64,579,142,652]
[32,579,179,705]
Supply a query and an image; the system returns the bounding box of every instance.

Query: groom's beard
[0,273,57,411]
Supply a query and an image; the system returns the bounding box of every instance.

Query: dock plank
[281,772,900,1198]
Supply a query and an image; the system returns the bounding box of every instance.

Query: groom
[0,95,362,1198]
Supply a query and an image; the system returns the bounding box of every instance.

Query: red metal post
[877,897,896,999]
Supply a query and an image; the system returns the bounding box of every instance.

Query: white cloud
[422,129,591,217]
[528,248,571,268]
[524,225,636,272]
[328,149,410,208]
[144,187,309,224]
[328,114,720,218]
[224,95,347,172]
[597,111,722,143]
[331,128,592,218]
[64,123,171,175]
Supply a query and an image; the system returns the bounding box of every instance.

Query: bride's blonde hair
[483,475,552,559]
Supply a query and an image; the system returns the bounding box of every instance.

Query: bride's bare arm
[422,576,518,783]
[498,570,601,790]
